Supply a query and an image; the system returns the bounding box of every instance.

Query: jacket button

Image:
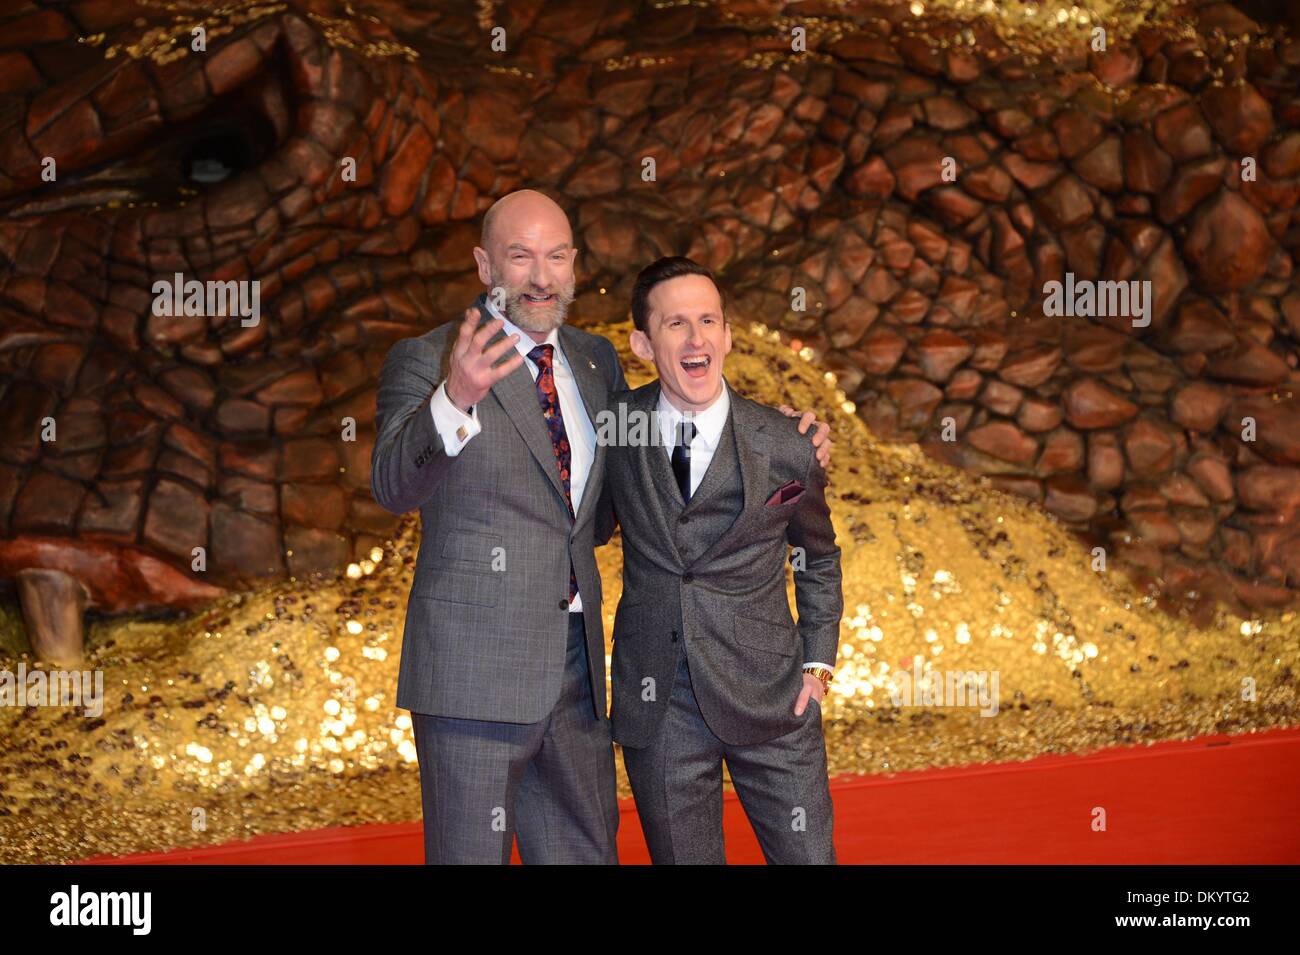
[679,514,690,523]
[558,599,569,610]
[670,630,678,642]
[682,572,694,583]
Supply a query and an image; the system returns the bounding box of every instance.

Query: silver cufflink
[588,360,596,370]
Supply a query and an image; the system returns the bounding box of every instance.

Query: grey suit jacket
[599,380,844,748]
[371,294,627,723]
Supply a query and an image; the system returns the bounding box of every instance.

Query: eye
[0,46,287,216]
[183,124,266,185]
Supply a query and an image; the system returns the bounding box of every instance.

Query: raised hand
[444,307,525,412]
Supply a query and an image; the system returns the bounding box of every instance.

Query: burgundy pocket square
[765,480,805,506]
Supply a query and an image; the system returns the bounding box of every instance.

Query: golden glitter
[485,65,538,79]
[712,0,1189,63]
[90,1,419,64]
[99,2,289,63]
[602,54,675,72]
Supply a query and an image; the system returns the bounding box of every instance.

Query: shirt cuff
[430,381,481,456]
[803,662,833,672]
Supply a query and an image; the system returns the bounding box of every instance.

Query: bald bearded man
[371,190,829,864]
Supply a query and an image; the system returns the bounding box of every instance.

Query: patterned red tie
[528,344,579,602]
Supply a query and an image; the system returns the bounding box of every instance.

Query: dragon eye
[183,116,275,185]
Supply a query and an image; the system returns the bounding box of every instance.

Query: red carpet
[81,727,1300,864]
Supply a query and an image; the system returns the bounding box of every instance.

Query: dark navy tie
[671,418,696,504]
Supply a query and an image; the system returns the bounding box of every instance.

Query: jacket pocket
[424,567,501,608]
[733,612,796,657]
[440,530,501,566]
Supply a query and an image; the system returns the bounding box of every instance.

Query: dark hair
[630,256,727,333]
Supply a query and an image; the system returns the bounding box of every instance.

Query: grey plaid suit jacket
[598,380,844,748]
[371,294,627,723]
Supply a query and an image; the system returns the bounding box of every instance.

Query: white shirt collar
[482,294,563,365]
[656,379,731,451]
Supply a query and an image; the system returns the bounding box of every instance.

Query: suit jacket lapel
[559,325,608,530]
[695,388,770,565]
[731,391,771,517]
[641,381,683,507]
[483,301,568,507]
[685,381,763,515]
[558,325,603,434]
[635,381,687,564]
[683,389,734,516]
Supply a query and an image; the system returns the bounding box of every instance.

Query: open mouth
[680,354,711,379]
[521,292,556,305]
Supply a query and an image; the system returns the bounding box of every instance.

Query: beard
[492,273,576,334]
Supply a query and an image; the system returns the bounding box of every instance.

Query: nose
[528,258,551,292]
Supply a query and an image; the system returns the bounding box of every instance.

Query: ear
[472,246,492,288]
[722,320,733,356]
[629,328,655,363]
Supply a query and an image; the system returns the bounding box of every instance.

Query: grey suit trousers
[411,614,619,864]
[622,649,836,864]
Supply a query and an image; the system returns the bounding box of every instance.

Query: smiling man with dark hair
[599,255,845,864]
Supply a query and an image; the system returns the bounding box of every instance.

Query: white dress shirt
[429,298,597,611]
[655,380,730,496]
[656,381,831,674]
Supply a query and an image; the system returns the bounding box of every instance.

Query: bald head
[473,189,578,338]
[480,189,571,249]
